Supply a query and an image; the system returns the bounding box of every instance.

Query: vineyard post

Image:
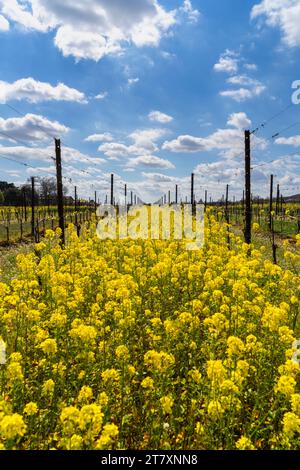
[276,183,280,216]
[74,185,78,229]
[205,190,207,212]
[225,184,230,246]
[175,185,178,204]
[110,174,114,206]
[23,187,27,221]
[55,138,65,245]
[31,176,35,241]
[168,190,170,205]
[269,174,274,231]
[191,173,195,216]
[134,195,137,205]
[244,130,251,245]
[225,184,229,224]
[74,186,77,212]
[94,191,97,213]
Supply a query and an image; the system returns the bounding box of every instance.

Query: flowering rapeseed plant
[0,215,299,449]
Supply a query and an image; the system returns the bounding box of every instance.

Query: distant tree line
[0,178,71,206]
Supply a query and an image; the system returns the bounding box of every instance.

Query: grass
[0,243,32,283]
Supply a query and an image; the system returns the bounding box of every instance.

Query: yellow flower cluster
[0,215,299,449]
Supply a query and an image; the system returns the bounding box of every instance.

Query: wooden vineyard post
[110,174,114,206]
[31,176,35,241]
[55,138,65,245]
[244,131,251,245]
[269,175,274,231]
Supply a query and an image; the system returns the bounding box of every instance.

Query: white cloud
[95,91,108,100]
[0,0,177,61]
[148,110,173,123]
[162,113,265,157]
[98,128,167,159]
[244,63,257,71]
[181,0,200,23]
[161,51,176,60]
[0,144,105,165]
[0,113,69,142]
[128,77,139,86]
[85,133,113,143]
[227,75,261,86]
[126,155,175,169]
[98,142,132,160]
[275,135,300,147]
[54,26,122,61]
[129,128,166,145]
[0,77,86,104]
[214,49,239,74]
[163,135,210,153]
[141,172,176,182]
[251,0,300,48]
[220,83,265,102]
[220,74,266,102]
[227,112,252,129]
[0,14,9,31]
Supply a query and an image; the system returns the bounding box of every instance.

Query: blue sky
[0,0,300,202]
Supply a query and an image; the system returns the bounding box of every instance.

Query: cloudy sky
[1,0,300,202]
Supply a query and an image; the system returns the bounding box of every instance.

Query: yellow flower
[141,377,154,389]
[282,412,300,438]
[291,394,300,416]
[226,336,245,356]
[101,368,120,383]
[278,327,295,346]
[115,345,129,361]
[291,296,298,305]
[67,434,83,450]
[195,422,204,435]
[78,404,103,435]
[98,392,109,406]
[188,368,202,384]
[69,322,97,343]
[206,360,226,386]
[78,386,93,403]
[207,400,224,420]
[127,365,136,376]
[160,396,174,414]
[0,414,26,440]
[96,423,119,449]
[236,436,255,450]
[144,350,175,372]
[220,379,239,394]
[24,402,38,416]
[42,379,55,395]
[39,338,57,356]
[7,362,23,383]
[275,375,296,397]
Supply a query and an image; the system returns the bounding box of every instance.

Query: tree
[38,178,57,207]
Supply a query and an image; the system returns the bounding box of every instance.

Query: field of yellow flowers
[0,212,300,450]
